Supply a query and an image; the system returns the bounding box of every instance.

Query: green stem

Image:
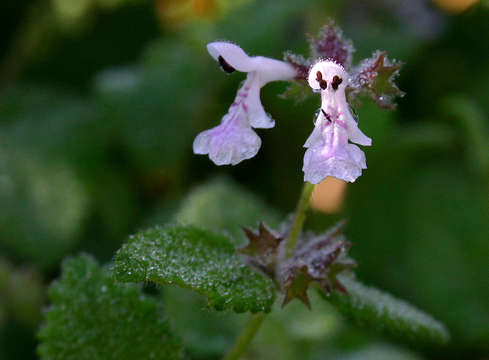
[223,182,315,360]
[223,313,265,360]
[285,181,315,258]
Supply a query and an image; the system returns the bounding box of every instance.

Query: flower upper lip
[207,42,256,72]
[218,56,235,73]
[207,41,297,83]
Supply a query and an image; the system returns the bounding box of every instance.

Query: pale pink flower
[193,42,297,165]
[303,61,371,183]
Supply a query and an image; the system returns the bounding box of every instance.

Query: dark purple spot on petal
[316,71,327,90]
[321,109,332,122]
[218,56,235,73]
[331,75,343,91]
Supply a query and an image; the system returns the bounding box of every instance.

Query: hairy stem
[224,182,315,360]
[223,313,265,360]
[285,181,315,258]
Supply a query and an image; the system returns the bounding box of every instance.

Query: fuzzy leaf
[283,51,311,81]
[280,222,355,308]
[308,20,355,68]
[114,225,275,313]
[38,255,183,360]
[239,222,284,278]
[341,344,423,360]
[281,52,312,101]
[349,50,405,109]
[326,275,450,344]
[282,265,314,309]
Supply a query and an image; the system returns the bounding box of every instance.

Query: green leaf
[0,85,101,267]
[349,51,404,110]
[38,255,183,360]
[174,177,280,245]
[114,225,275,313]
[239,222,284,277]
[346,153,489,344]
[325,276,450,344]
[440,95,489,176]
[280,222,355,309]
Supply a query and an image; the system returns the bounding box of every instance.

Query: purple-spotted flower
[303,61,371,184]
[193,42,297,165]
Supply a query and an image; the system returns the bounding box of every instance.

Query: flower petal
[193,109,261,166]
[207,42,256,73]
[303,124,322,148]
[302,123,366,184]
[246,81,274,129]
[252,56,297,83]
[303,144,365,184]
[342,112,372,146]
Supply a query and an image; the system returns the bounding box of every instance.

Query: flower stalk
[223,182,314,360]
[285,182,315,258]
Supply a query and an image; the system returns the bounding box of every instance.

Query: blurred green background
[0,0,488,359]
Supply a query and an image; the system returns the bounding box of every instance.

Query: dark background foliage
[0,0,488,359]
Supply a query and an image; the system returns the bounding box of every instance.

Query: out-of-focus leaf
[0,85,121,266]
[440,95,489,176]
[325,275,450,345]
[0,143,88,267]
[94,40,204,172]
[52,0,92,25]
[347,149,489,345]
[338,344,423,360]
[0,303,5,328]
[0,258,43,328]
[0,85,104,163]
[210,0,315,53]
[114,225,275,313]
[163,286,244,357]
[38,255,183,360]
[0,84,139,262]
[174,177,280,245]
